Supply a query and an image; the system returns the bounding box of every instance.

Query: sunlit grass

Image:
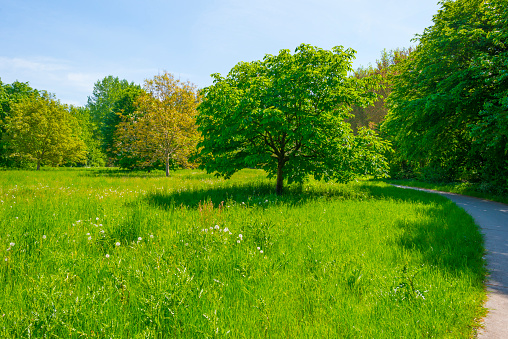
[0,168,486,337]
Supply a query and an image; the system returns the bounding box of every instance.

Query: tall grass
[0,169,486,338]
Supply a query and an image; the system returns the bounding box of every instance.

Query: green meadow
[0,169,486,338]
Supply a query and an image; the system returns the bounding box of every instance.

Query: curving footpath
[394,186,508,338]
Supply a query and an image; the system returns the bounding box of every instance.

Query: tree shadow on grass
[144,181,369,211]
[363,182,486,281]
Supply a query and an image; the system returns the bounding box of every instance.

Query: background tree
[0,80,40,168]
[114,72,200,176]
[3,92,87,170]
[87,76,141,164]
[347,48,412,133]
[382,0,508,190]
[196,44,391,195]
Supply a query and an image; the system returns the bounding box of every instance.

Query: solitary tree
[196,44,391,195]
[114,72,201,176]
[3,93,87,170]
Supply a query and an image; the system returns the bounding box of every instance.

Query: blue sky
[0,0,440,106]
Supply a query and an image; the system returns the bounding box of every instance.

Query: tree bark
[36,160,41,171]
[276,157,284,195]
[165,156,170,177]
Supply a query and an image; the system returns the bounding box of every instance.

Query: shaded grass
[0,169,486,338]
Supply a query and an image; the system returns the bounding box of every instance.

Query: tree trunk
[36,160,41,171]
[165,156,170,177]
[276,158,284,195]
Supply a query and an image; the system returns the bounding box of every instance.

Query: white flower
[238,234,243,240]
[214,225,219,230]
[237,240,241,244]
[105,254,110,258]
[260,250,264,254]
[9,242,14,247]
[86,233,90,236]
[257,247,260,250]
[115,242,120,246]
[42,235,46,239]
[88,236,92,241]
[96,217,99,221]
[224,227,229,233]
[150,234,154,238]
[138,237,142,241]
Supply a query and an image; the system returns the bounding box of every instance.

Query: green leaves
[383,0,508,187]
[3,93,87,170]
[197,44,391,194]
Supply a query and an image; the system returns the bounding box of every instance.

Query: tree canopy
[87,76,141,164]
[196,44,391,195]
[2,92,87,170]
[382,0,508,188]
[114,72,201,176]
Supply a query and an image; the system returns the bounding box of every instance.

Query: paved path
[394,186,508,338]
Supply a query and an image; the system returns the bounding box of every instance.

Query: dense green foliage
[0,169,486,337]
[1,92,87,170]
[382,0,508,192]
[86,76,142,165]
[347,48,412,133]
[197,44,391,195]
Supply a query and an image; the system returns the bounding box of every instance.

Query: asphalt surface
[393,186,508,338]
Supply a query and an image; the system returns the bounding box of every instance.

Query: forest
[1,0,506,194]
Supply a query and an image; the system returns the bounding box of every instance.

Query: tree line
[1,0,506,194]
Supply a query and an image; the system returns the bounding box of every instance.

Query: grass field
[0,168,486,338]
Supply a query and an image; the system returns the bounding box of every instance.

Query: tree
[196,44,391,195]
[347,48,412,133]
[382,0,508,188]
[3,92,87,170]
[114,72,201,176]
[87,76,141,164]
[0,80,40,167]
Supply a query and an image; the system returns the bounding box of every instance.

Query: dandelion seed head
[115,242,120,246]
[42,235,46,239]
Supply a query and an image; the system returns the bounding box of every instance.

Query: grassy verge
[0,169,486,338]
[385,179,508,205]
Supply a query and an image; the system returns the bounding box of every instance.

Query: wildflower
[224,227,229,233]
[9,242,14,247]
[88,236,92,241]
[105,254,110,258]
[42,235,46,239]
[116,242,121,246]
[237,240,240,244]
[138,237,142,241]
[86,233,90,236]
[238,234,243,240]
[257,247,260,250]
[96,217,99,221]
[260,250,264,254]
[150,234,154,238]
[214,225,219,230]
